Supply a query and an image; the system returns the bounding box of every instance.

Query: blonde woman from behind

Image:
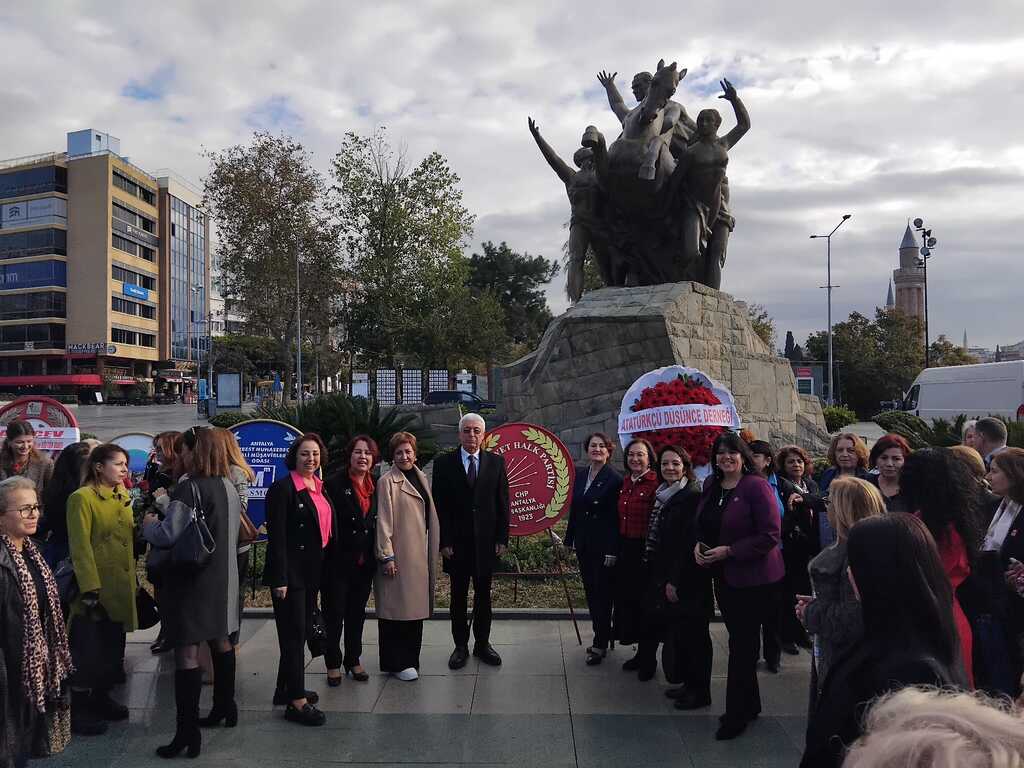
[843,687,1024,768]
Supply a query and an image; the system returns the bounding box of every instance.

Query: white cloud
[2,0,1023,350]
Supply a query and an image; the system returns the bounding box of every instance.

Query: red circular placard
[483,422,575,537]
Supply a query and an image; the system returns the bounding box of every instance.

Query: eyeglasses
[8,504,40,519]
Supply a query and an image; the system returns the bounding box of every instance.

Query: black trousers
[578,550,615,650]
[321,560,374,670]
[716,579,781,723]
[613,539,645,644]
[450,566,494,647]
[271,587,314,700]
[760,583,782,663]
[70,615,125,690]
[379,619,424,672]
[639,614,713,696]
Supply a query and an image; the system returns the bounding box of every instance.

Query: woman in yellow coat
[66,443,137,736]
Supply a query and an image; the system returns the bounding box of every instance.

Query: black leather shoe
[91,690,129,721]
[674,691,712,710]
[665,686,687,700]
[273,689,319,706]
[781,641,799,656]
[345,665,370,682]
[284,702,326,726]
[448,646,470,670]
[621,655,642,671]
[715,718,748,740]
[326,674,342,688]
[473,644,502,666]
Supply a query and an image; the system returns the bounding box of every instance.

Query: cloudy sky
[4,0,1023,350]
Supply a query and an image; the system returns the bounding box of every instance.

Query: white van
[902,361,1024,422]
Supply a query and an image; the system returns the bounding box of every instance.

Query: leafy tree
[746,303,777,350]
[468,241,559,350]
[783,330,805,362]
[203,132,341,403]
[331,129,502,368]
[929,335,979,367]
[212,334,282,379]
[806,309,924,417]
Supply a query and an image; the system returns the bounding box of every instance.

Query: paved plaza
[50,618,811,767]
[74,403,229,440]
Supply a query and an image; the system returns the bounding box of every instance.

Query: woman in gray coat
[796,477,886,711]
[143,426,240,759]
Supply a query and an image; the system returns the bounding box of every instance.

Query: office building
[0,129,209,400]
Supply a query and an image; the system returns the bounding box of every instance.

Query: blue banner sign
[229,419,301,536]
[123,282,149,300]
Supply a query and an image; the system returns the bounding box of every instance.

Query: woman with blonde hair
[844,687,1024,768]
[797,477,885,711]
[816,432,871,548]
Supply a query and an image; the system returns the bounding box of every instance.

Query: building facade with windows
[0,130,208,399]
[156,172,211,395]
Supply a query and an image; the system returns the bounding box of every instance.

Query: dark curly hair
[899,448,982,563]
[708,431,756,484]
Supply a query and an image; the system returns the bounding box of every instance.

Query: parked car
[900,360,1024,421]
[423,390,495,411]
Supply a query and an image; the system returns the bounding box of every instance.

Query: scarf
[351,471,375,517]
[983,498,1023,552]
[1,534,73,713]
[643,481,685,562]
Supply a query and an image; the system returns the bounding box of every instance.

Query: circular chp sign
[618,366,741,476]
[483,422,574,537]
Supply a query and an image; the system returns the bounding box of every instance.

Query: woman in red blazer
[694,431,784,741]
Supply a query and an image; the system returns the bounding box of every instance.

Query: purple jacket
[698,474,784,588]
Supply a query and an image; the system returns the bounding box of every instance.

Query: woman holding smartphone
[694,432,783,741]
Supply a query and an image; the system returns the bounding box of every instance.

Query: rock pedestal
[496,283,829,455]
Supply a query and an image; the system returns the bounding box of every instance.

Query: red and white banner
[0,396,81,455]
[618,403,738,434]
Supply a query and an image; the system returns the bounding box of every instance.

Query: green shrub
[208,411,251,428]
[874,411,1024,450]
[80,432,98,440]
[822,405,858,433]
[255,393,436,472]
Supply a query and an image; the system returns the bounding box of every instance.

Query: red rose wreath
[629,373,726,467]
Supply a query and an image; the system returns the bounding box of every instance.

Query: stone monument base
[496,283,830,455]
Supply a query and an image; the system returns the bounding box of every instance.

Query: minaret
[962,330,968,351]
[892,223,925,327]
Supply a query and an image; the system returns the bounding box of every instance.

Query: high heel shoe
[344,664,370,682]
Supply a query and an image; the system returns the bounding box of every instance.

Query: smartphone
[697,542,710,555]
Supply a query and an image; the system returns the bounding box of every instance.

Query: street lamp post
[912,218,938,368]
[810,214,852,406]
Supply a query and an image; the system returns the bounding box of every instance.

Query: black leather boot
[199,650,238,727]
[156,668,202,759]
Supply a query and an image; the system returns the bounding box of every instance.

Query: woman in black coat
[564,432,622,665]
[142,426,240,759]
[801,514,966,768]
[263,433,337,728]
[322,435,379,684]
[635,446,710,697]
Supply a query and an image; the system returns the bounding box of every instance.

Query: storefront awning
[0,374,103,387]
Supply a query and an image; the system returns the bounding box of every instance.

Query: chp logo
[482,422,574,537]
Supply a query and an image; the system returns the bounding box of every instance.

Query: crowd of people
[2,412,1024,766]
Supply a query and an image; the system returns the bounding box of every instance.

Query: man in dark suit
[433,413,510,668]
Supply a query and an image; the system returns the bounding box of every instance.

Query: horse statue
[585,59,684,216]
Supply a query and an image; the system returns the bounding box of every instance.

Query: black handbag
[307,607,327,659]
[135,587,160,630]
[53,557,78,608]
[146,481,216,579]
